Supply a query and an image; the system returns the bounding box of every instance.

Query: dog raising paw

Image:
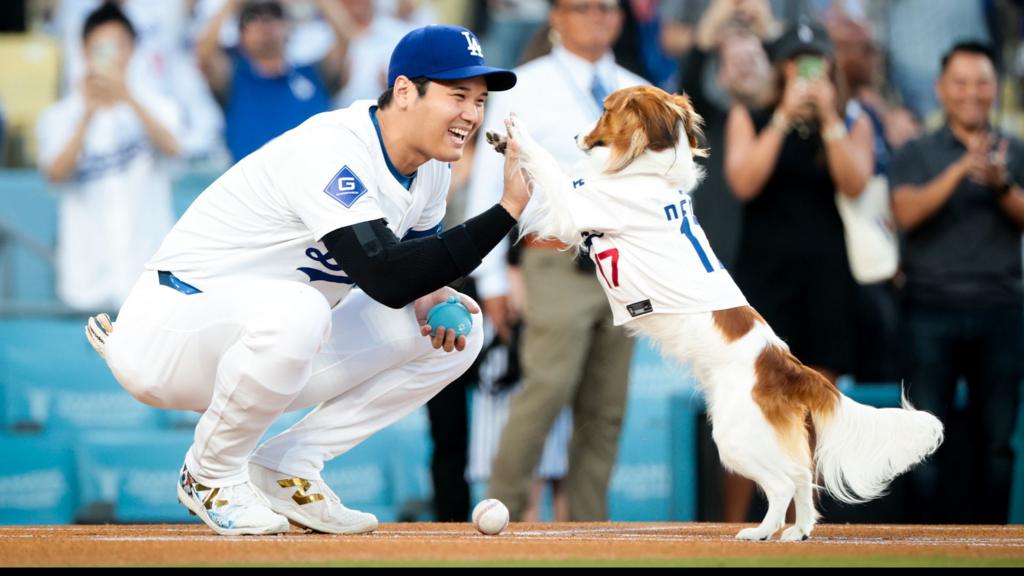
[487,116,531,157]
[485,131,508,155]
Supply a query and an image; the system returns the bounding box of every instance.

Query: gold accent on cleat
[193,482,228,509]
[277,477,325,505]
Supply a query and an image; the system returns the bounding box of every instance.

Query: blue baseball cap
[388,25,517,92]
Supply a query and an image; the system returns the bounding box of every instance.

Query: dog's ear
[604,97,651,172]
[673,93,709,158]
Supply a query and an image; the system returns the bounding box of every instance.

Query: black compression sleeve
[323,203,517,309]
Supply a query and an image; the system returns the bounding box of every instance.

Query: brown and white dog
[488,85,943,541]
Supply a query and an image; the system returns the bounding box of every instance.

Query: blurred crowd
[0,0,1022,526]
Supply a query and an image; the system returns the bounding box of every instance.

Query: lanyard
[551,49,617,120]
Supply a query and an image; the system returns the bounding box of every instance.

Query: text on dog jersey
[664,195,718,273]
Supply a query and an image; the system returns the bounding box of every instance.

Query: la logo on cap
[798,23,813,42]
[461,31,483,58]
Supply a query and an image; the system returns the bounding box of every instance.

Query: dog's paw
[780,525,812,542]
[506,114,530,143]
[735,527,773,541]
[485,131,508,155]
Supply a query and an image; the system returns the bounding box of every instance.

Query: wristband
[822,122,848,142]
[770,111,791,135]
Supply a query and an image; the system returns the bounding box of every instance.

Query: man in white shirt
[332,0,416,108]
[38,3,182,312]
[55,0,225,162]
[464,0,647,521]
[85,24,530,537]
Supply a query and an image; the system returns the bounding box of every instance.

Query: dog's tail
[811,381,944,504]
[511,124,580,246]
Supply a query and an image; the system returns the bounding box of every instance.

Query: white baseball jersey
[147,100,450,307]
[465,45,649,300]
[36,88,182,311]
[565,147,748,326]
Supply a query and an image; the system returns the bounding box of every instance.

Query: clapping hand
[965,134,1010,193]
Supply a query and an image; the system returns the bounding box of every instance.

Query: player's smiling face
[414,77,488,162]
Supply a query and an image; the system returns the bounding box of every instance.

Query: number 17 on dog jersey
[569,179,747,326]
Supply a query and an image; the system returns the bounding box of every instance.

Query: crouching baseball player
[84,25,528,536]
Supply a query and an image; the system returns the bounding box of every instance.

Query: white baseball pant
[104,270,483,488]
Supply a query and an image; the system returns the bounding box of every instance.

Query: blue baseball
[427,296,473,337]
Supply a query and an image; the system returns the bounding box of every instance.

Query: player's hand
[499,115,531,220]
[415,287,479,352]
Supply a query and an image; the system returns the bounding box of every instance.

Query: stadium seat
[615,338,699,521]
[1011,389,1024,524]
[0,317,161,431]
[0,34,60,166]
[0,432,77,525]
[171,170,219,217]
[387,407,433,520]
[607,397,675,521]
[73,430,194,523]
[0,170,58,308]
[320,428,398,523]
[0,167,216,312]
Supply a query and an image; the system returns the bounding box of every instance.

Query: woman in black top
[724,22,875,383]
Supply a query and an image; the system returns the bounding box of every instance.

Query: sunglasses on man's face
[559,1,620,15]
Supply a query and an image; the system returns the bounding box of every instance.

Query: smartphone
[796,55,825,80]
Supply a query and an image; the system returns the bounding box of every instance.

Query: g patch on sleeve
[324,165,369,208]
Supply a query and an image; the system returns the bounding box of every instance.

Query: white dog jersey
[563,147,748,326]
[147,100,450,307]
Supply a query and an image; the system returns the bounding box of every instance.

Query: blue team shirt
[225,50,331,162]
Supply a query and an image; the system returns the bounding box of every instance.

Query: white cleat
[85,313,114,358]
[249,463,378,535]
[177,463,290,536]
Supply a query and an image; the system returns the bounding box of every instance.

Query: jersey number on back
[664,196,717,273]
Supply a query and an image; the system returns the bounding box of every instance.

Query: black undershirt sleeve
[323,203,517,309]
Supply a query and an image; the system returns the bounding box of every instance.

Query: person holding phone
[35,2,182,312]
[725,20,874,385]
[720,20,874,521]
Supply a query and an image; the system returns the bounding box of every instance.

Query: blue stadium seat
[73,430,194,523]
[0,168,216,310]
[616,338,700,521]
[0,170,58,306]
[387,407,433,518]
[0,432,77,524]
[0,317,161,431]
[321,428,397,523]
[172,170,218,217]
[1011,387,1024,524]
[610,397,678,521]
[668,391,704,521]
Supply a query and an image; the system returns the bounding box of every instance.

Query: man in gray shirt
[889,41,1024,524]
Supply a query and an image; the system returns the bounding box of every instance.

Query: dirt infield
[3,523,1023,567]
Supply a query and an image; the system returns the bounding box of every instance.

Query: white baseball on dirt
[472,498,509,536]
